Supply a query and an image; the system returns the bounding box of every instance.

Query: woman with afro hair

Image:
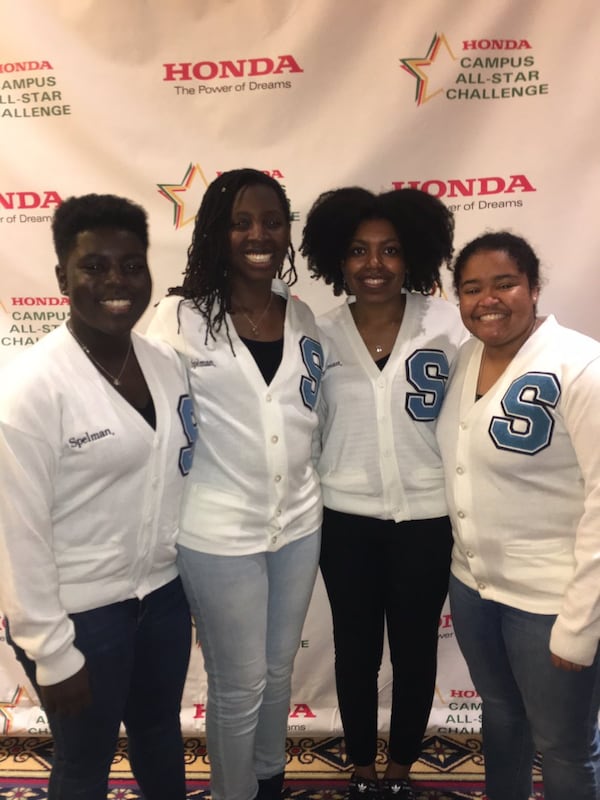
[301,187,466,800]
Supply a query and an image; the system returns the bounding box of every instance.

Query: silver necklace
[240,293,273,337]
[67,322,132,387]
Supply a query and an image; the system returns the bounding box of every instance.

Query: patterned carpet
[0,734,544,798]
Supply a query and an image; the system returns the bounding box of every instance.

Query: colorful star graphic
[400,33,457,105]
[0,685,27,734]
[157,163,209,229]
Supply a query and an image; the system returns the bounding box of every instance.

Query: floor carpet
[0,734,544,798]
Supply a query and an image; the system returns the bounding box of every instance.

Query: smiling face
[342,218,406,304]
[56,226,152,344]
[457,248,539,353]
[228,184,290,288]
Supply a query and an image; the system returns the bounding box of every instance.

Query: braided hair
[168,168,297,346]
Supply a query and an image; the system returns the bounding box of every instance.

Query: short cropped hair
[52,193,148,263]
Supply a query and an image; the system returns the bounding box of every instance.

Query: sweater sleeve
[0,423,85,686]
[549,356,600,666]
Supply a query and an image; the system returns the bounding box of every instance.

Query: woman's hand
[39,665,93,715]
[550,653,584,672]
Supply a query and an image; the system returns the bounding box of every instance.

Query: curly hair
[451,231,541,295]
[52,194,148,263]
[169,168,297,346]
[300,187,454,295]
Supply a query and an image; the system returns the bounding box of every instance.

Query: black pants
[319,508,452,767]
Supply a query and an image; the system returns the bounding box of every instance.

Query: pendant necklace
[67,321,132,387]
[240,292,273,337]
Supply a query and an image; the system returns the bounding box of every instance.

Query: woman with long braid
[148,168,323,800]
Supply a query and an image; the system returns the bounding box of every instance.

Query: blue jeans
[7,577,191,800]
[177,531,321,800]
[449,574,600,800]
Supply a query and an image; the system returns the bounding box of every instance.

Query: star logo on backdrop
[400,33,457,105]
[0,685,28,734]
[157,163,209,229]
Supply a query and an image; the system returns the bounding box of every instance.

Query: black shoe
[346,774,380,800]
[379,777,416,800]
[255,772,285,800]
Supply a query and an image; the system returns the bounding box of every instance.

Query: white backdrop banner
[1,0,598,737]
